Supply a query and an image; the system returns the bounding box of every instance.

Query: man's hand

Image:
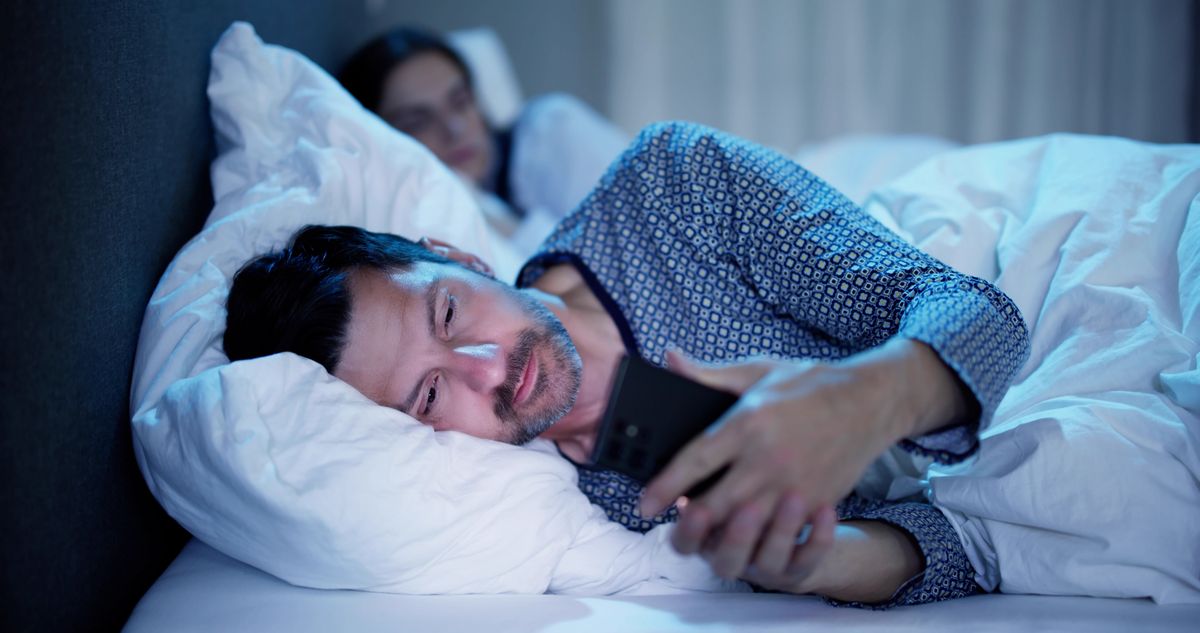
[639,339,970,581]
[741,519,926,604]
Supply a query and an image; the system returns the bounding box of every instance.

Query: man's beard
[492,291,582,445]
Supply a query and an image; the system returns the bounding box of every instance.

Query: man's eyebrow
[399,282,440,415]
[424,280,438,339]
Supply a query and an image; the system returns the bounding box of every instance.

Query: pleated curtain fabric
[605,0,1196,149]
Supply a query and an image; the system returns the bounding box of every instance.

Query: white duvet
[862,135,1200,604]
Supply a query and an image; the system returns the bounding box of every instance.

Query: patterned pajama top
[516,122,1030,608]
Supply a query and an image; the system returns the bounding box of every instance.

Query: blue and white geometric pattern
[517,122,1029,607]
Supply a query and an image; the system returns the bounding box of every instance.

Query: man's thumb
[664,348,764,395]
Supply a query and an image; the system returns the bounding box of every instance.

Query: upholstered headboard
[0,2,402,630]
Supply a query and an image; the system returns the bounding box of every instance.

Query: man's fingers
[750,492,809,577]
[671,503,713,556]
[703,496,773,579]
[645,351,799,519]
[639,414,743,518]
[784,504,837,578]
[664,349,771,395]
[662,458,767,555]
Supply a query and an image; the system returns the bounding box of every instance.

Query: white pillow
[447,28,525,129]
[129,22,736,596]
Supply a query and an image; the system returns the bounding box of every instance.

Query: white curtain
[605,0,1195,150]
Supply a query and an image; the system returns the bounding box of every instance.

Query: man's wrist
[854,338,971,442]
[896,338,973,438]
[807,521,924,604]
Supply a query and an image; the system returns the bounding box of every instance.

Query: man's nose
[450,343,506,393]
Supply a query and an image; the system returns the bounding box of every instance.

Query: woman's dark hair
[338,27,473,113]
[223,225,453,373]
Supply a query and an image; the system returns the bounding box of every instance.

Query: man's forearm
[739,519,924,604]
[849,337,976,443]
[807,521,924,604]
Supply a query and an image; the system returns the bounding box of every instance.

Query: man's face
[334,262,582,444]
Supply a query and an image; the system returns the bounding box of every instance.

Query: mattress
[124,539,1199,632]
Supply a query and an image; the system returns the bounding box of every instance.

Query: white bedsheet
[125,539,1200,632]
[861,134,1200,604]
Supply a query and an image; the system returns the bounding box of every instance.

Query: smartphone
[589,353,739,498]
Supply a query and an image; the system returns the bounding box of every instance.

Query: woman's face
[377,52,494,186]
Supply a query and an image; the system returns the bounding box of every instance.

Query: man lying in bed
[223,122,1029,608]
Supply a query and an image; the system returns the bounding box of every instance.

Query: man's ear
[418,237,495,278]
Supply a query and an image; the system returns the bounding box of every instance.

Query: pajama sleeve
[827,494,982,608]
[597,122,1030,462]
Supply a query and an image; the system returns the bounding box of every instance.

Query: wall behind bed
[0,1,413,630]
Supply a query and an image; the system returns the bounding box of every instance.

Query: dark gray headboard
[0,2,397,630]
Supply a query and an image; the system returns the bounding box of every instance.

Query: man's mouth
[513,350,538,407]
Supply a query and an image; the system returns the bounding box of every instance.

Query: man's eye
[422,375,439,416]
[444,297,456,332]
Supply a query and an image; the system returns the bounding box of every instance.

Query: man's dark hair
[338,26,474,113]
[223,225,452,373]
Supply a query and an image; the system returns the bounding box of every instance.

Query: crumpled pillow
[129,21,741,596]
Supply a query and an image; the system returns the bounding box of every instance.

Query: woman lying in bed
[338,26,626,251]
[223,121,1029,608]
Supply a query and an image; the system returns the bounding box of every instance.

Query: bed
[5,2,1197,632]
[119,18,1200,630]
[124,539,1198,633]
